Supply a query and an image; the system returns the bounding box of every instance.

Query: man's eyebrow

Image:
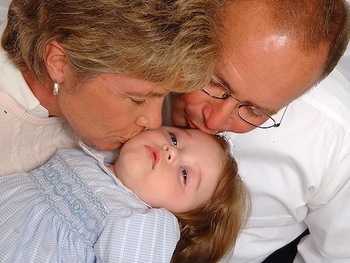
[216,76,277,116]
[256,105,277,116]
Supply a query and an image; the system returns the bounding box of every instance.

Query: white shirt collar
[79,141,152,208]
[0,23,49,118]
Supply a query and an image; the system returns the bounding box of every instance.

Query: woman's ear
[45,40,68,83]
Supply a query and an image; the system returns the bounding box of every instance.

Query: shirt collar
[0,23,49,118]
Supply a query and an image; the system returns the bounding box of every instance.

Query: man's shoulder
[299,68,350,128]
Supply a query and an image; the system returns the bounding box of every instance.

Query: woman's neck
[22,69,63,117]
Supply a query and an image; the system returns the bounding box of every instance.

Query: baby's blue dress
[0,146,179,262]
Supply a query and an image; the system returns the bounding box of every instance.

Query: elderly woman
[0,0,221,175]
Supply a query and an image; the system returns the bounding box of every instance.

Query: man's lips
[187,119,197,129]
[187,116,219,134]
[145,145,161,169]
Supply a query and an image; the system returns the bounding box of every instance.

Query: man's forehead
[216,39,326,114]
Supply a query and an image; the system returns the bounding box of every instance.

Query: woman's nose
[135,102,163,129]
[136,114,162,129]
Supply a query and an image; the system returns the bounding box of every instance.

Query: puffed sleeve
[94,207,180,263]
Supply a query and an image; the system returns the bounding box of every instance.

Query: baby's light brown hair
[171,134,251,263]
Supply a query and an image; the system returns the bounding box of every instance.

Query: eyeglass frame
[202,76,288,129]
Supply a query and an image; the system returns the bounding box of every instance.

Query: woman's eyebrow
[126,90,167,98]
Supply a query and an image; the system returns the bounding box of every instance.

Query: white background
[0,0,10,24]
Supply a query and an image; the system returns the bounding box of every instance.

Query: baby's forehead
[185,128,209,140]
[188,129,225,148]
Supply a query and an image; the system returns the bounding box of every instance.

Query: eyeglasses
[202,76,288,129]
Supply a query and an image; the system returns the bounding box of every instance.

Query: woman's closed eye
[130,98,147,106]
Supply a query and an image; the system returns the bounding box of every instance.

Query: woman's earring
[53,82,60,95]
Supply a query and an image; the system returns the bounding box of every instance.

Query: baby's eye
[169,133,178,147]
[181,167,188,183]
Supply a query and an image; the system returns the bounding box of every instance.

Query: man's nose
[202,99,237,131]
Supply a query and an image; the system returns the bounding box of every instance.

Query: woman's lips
[145,145,161,169]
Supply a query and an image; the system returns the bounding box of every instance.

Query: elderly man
[169,0,350,262]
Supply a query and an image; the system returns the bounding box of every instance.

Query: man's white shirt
[221,42,350,262]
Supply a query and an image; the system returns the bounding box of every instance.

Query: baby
[0,126,249,262]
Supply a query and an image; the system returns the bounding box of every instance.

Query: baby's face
[113,126,224,213]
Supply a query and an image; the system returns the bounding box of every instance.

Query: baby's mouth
[145,145,161,169]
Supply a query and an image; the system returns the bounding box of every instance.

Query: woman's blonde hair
[2,0,222,92]
[171,135,251,263]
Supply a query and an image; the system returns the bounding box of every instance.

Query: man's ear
[45,40,68,83]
